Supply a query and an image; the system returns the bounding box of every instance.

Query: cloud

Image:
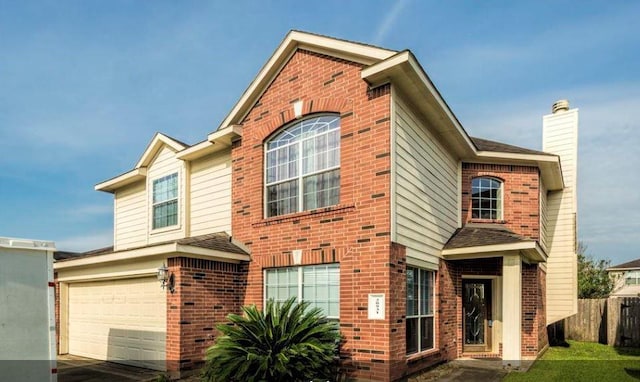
[55,230,113,253]
[458,82,640,261]
[373,0,410,45]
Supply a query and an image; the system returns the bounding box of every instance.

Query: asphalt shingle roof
[54,232,247,262]
[444,224,533,250]
[471,137,555,156]
[609,258,640,270]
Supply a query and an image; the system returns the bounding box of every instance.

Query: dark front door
[462,279,492,352]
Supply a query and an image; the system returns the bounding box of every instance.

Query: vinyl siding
[189,151,232,236]
[114,181,147,251]
[540,181,548,252]
[147,146,185,244]
[543,109,578,323]
[393,91,458,267]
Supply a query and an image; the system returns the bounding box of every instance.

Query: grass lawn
[504,340,640,381]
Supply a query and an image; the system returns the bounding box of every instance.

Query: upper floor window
[265,115,340,217]
[152,173,178,229]
[625,270,640,285]
[471,177,503,220]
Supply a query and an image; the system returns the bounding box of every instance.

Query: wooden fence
[564,297,640,347]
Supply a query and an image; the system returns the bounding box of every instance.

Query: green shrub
[202,298,341,382]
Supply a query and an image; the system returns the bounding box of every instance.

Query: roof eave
[54,242,250,270]
[362,50,477,159]
[176,125,242,161]
[95,167,147,193]
[135,133,187,169]
[470,152,564,191]
[442,241,547,263]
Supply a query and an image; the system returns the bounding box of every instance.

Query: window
[625,271,640,285]
[265,264,340,319]
[152,173,178,229]
[471,177,503,220]
[265,115,340,217]
[406,267,435,355]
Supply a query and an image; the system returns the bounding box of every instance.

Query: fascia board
[442,242,536,256]
[362,51,476,158]
[95,168,147,193]
[54,243,250,270]
[135,133,186,169]
[442,241,547,263]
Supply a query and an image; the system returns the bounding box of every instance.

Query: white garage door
[68,277,166,371]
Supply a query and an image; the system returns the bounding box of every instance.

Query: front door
[462,279,492,352]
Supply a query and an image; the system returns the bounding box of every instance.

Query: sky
[1,1,638,265]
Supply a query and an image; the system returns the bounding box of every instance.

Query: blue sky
[1,1,638,265]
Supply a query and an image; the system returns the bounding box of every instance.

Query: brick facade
[230,49,403,381]
[165,257,247,376]
[521,263,548,358]
[461,163,540,239]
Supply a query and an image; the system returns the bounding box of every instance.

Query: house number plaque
[368,293,385,320]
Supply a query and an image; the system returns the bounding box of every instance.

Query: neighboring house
[607,259,640,297]
[1,237,57,382]
[54,31,579,381]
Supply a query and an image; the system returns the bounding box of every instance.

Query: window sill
[253,204,355,227]
[150,224,181,235]
[406,348,440,363]
[469,219,507,225]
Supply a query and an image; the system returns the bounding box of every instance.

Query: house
[54,31,578,381]
[607,259,640,297]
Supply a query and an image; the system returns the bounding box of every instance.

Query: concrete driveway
[57,355,160,382]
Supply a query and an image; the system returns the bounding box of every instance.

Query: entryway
[462,279,492,353]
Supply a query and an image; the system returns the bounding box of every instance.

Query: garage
[68,277,166,371]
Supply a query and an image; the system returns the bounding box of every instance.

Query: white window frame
[264,264,340,319]
[151,172,180,232]
[263,114,340,218]
[471,177,504,220]
[625,270,640,285]
[406,266,435,355]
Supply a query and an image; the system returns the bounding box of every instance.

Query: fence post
[607,297,619,346]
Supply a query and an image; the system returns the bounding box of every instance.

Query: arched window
[265,115,340,217]
[471,177,503,220]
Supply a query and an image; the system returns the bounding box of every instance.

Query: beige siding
[114,181,147,251]
[393,90,458,267]
[190,151,232,236]
[147,146,185,244]
[540,181,548,252]
[543,109,578,324]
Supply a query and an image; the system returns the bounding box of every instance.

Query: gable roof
[608,258,640,271]
[216,30,397,130]
[95,133,188,193]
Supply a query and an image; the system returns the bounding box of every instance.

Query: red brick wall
[231,49,398,381]
[521,263,547,357]
[166,257,246,374]
[537,267,548,355]
[461,163,540,239]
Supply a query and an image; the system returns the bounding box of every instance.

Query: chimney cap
[552,99,570,114]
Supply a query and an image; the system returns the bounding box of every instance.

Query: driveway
[57,355,160,382]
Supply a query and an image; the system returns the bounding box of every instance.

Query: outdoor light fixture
[157,263,175,293]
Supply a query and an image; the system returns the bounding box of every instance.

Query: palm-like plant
[202,298,341,382]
